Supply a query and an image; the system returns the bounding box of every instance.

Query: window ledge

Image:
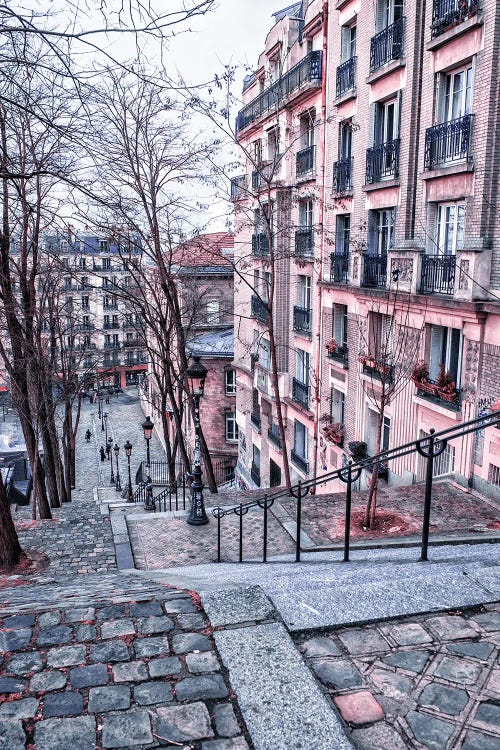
[335,0,353,9]
[332,189,354,199]
[413,393,462,419]
[333,89,357,107]
[426,14,484,51]
[421,161,474,181]
[295,171,317,185]
[363,178,400,192]
[366,58,406,85]
[284,397,314,420]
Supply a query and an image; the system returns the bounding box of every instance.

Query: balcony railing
[252,233,270,256]
[103,322,120,330]
[251,295,268,323]
[230,175,246,200]
[370,17,405,72]
[293,306,312,334]
[268,425,282,450]
[330,253,349,284]
[250,412,262,432]
[296,145,315,177]
[327,344,349,366]
[252,162,273,191]
[291,449,308,475]
[236,51,322,133]
[103,303,118,310]
[123,339,144,348]
[424,114,473,170]
[361,358,394,383]
[292,377,310,410]
[336,57,356,98]
[75,323,94,332]
[420,255,456,295]
[414,378,462,411]
[250,463,261,487]
[104,342,120,350]
[295,228,314,257]
[362,255,387,288]
[333,156,353,192]
[431,0,479,38]
[366,139,400,183]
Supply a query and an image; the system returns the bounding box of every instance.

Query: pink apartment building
[232,0,500,499]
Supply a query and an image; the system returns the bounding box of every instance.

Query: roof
[272,2,303,23]
[186,328,234,359]
[172,232,234,269]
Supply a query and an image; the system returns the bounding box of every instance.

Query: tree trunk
[363,410,383,529]
[0,473,23,570]
[40,415,61,508]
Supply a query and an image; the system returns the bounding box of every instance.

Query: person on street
[105,442,111,460]
[85,429,92,443]
[100,446,106,462]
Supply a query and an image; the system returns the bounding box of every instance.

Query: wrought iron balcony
[252,233,270,256]
[104,342,120,350]
[361,358,394,383]
[336,57,356,98]
[296,145,315,177]
[103,322,120,330]
[327,343,349,366]
[414,377,461,411]
[292,377,310,410]
[424,114,473,170]
[333,156,353,193]
[295,228,314,257]
[293,306,312,334]
[431,0,479,38]
[420,255,456,295]
[252,162,273,191]
[230,175,246,200]
[236,51,322,133]
[103,302,118,310]
[251,295,268,323]
[362,255,387,288]
[268,425,282,450]
[370,17,405,72]
[366,139,400,183]
[123,339,144,348]
[291,449,308,475]
[74,323,94,331]
[250,463,261,487]
[251,412,262,432]
[330,253,349,284]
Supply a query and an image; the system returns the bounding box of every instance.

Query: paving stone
[76,624,97,641]
[43,691,84,718]
[387,622,433,646]
[214,703,240,738]
[70,663,109,689]
[97,604,129,620]
[425,615,478,641]
[90,639,129,663]
[383,649,431,674]
[148,656,182,678]
[88,685,130,712]
[433,655,482,685]
[100,619,135,639]
[37,625,72,646]
[202,740,248,750]
[485,669,500,696]
[0,628,32,652]
[153,702,214,743]
[461,729,500,750]
[129,600,163,617]
[3,614,35,628]
[185,652,220,673]
[30,670,67,692]
[136,615,174,634]
[134,636,170,658]
[474,701,500,730]
[0,677,25,693]
[369,668,413,702]
[469,611,500,632]
[34,716,96,750]
[6,651,43,675]
[176,614,207,630]
[112,660,149,682]
[172,632,211,654]
[175,674,229,701]
[447,641,495,661]
[0,718,26,750]
[417,683,469,716]
[133,681,174,705]
[338,628,390,655]
[39,611,62,627]
[334,690,384,725]
[300,636,342,658]
[0,697,39,718]
[407,710,454,750]
[310,658,363,690]
[101,708,153,748]
[164,599,198,614]
[65,607,95,623]
[351,723,408,750]
[47,645,86,668]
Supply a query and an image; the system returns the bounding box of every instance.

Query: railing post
[263,495,268,563]
[344,463,353,562]
[239,504,243,563]
[421,431,435,562]
[217,511,221,563]
[295,482,303,563]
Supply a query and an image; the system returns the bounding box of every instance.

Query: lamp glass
[142,416,154,440]
[124,440,132,457]
[113,443,119,454]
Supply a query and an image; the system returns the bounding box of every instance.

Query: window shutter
[429,325,444,381]
[367,211,377,255]
[341,27,350,62]
[435,73,443,124]
[381,315,395,361]
[449,328,461,384]
[394,90,402,138]
[369,103,376,147]
[333,305,343,343]
[375,0,385,32]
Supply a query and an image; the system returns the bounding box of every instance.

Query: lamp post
[101,404,105,431]
[98,395,102,420]
[103,412,108,441]
[114,443,121,491]
[110,437,115,484]
[142,415,154,478]
[124,440,133,502]
[186,356,209,525]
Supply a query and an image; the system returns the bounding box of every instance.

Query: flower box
[413,378,437,396]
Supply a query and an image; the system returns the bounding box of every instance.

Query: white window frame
[293,419,308,459]
[295,349,310,385]
[225,369,236,395]
[428,325,462,385]
[439,64,473,123]
[435,202,465,256]
[225,412,239,442]
[206,299,220,325]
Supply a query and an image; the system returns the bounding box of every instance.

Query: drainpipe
[312,0,329,490]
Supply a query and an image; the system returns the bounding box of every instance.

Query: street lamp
[124,440,133,502]
[142,415,154,471]
[110,437,115,484]
[101,404,105,431]
[114,443,121,492]
[186,356,209,526]
[103,412,108,441]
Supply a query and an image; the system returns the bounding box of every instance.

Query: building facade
[233,0,500,499]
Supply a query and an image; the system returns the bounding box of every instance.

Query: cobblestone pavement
[297,601,500,750]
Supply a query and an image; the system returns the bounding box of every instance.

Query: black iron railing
[236,51,322,132]
[327,344,349,365]
[295,228,314,257]
[424,114,473,170]
[230,175,246,200]
[370,17,405,72]
[420,255,456,295]
[336,57,356,97]
[366,139,400,183]
[252,233,270,256]
[293,306,312,334]
[268,425,282,450]
[330,253,350,283]
[362,360,394,383]
[212,410,500,565]
[251,412,262,431]
[296,145,315,176]
[333,157,353,192]
[251,295,268,323]
[251,463,261,487]
[291,450,309,475]
[213,459,236,486]
[292,377,310,409]
[431,0,479,38]
[362,255,387,287]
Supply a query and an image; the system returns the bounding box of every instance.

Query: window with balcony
[371,0,405,71]
[366,408,390,475]
[297,112,315,177]
[294,276,312,334]
[330,388,345,425]
[421,203,464,294]
[79,257,86,269]
[431,1,480,39]
[337,24,357,97]
[292,420,308,473]
[329,304,349,363]
[99,240,108,252]
[81,296,89,310]
[429,325,462,384]
[225,369,236,395]
[363,209,394,287]
[333,122,353,192]
[425,65,473,169]
[330,215,350,284]
[251,444,261,486]
[367,96,401,183]
[296,200,314,257]
[103,257,111,270]
[225,412,239,442]
[293,349,310,409]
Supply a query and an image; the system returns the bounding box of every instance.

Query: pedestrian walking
[85,429,92,443]
[105,394,110,404]
[105,443,111,460]
[100,446,106,462]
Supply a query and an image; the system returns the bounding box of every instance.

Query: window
[60,240,68,252]
[65,297,73,310]
[293,420,307,459]
[376,0,404,31]
[99,240,108,252]
[102,277,110,288]
[81,296,89,309]
[300,112,315,149]
[297,276,311,310]
[262,271,271,302]
[341,24,356,62]
[330,388,345,424]
[372,97,400,146]
[339,121,352,160]
[225,369,236,395]
[225,412,239,442]
[79,257,86,269]
[438,65,473,123]
[435,203,465,256]
[429,325,462,385]
[368,209,395,256]
[267,127,279,162]
[298,200,313,229]
[82,315,90,328]
[206,299,220,324]
[259,338,271,370]
[295,349,310,385]
[103,257,111,270]
[80,276,88,290]
[335,215,350,256]
[369,312,394,361]
[333,304,348,348]
[365,408,390,456]
[253,138,262,165]
[64,277,72,290]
